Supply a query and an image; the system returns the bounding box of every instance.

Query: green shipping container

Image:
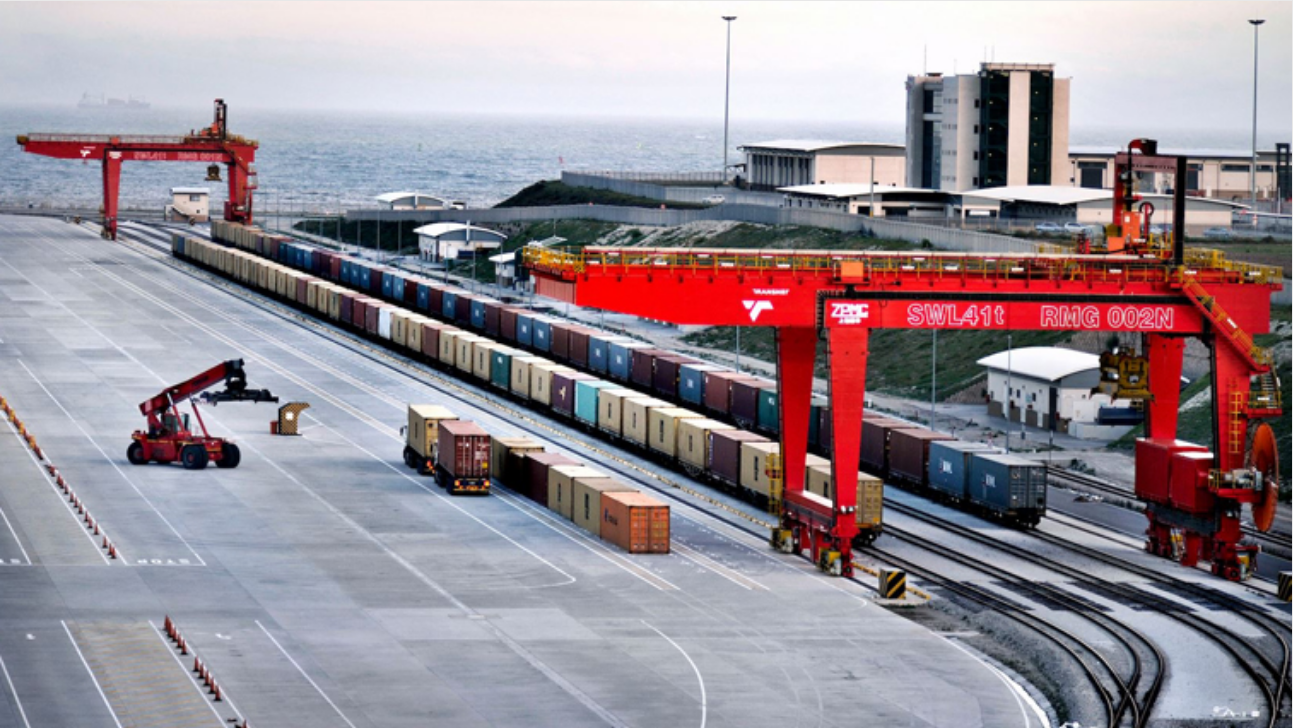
[490,348,513,389]
[574,380,618,425]
[756,386,780,435]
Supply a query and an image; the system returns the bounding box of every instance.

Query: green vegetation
[495,180,704,209]
[682,326,1071,398]
[292,218,421,256]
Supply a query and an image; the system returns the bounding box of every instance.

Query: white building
[167,187,209,222]
[976,347,1133,440]
[906,63,1070,192]
[740,141,906,191]
[413,222,507,263]
[957,185,1245,232]
[777,183,948,219]
[489,251,517,288]
[1067,147,1285,203]
[375,192,464,210]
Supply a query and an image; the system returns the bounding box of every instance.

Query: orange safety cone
[179,636,187,655]
[213,682,222,701]
[57,474,65,488]
[102,536,109,549]
[108,543,117,559]
[194,656,201,672]
[93,522,100,535]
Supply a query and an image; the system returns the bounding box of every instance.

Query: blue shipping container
[381,272,394,299]
[442,290,458,319]
[607,341,645,381]
[532,317,553,352]
[574,380,617,425]
[516,313,534,347]
[678,364,721,406]
[928,440,996,500]
[470,299,487,330]
[588,335,626,374]
[416,284,431,311]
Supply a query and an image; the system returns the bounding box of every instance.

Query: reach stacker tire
[216,443,240,469]
[181,444,209,470]
[127,441,147,466]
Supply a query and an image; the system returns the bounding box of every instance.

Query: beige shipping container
[405,314,425,353]
[676,418,735,471]
[456,334,485,373]
[740,441,781,499]
[596,389,643,437]
[406,404,457,460]
[438,328,460,366]
[509,356,548,399]
[390,310,408,348]
[490,437,544,482]
[472,340,498,381]
[621,397,670,447]
[572,477,635,537]
[325,285,342,320]
[647,407,703,459]
[806,465,884,528]
[548,465,606,520]
[530,363,574,407]
[306,280,320,310]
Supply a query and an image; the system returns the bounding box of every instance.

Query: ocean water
[0,104,1264,213]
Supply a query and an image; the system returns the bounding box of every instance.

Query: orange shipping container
[600,491,670,554]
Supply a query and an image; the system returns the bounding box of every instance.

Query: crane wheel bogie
[127,441,147,466]
[215,443,240,469]
[181,445,210,470]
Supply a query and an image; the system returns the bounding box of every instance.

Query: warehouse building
[978,347,1134,440]
[375,192,465,210]
[1067,147,1287,202]
[906,63,1071,192]
[740,141,906,191]
[957,185,1244,232]
[413,222,506,262]
[777,183,948,218]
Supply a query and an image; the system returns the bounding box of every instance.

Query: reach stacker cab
[402,404,457,475]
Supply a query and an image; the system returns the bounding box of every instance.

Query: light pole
[1249,18,1265,219]
[722,15,737,185]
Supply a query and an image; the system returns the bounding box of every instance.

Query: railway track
[1046,464,1292,556]
[888,499,1290,728]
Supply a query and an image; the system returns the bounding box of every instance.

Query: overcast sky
[1,1,1289,133]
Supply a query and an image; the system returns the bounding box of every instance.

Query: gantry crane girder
[524,245,1282,578]
[16,99,257,240]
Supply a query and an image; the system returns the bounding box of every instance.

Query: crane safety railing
[522,246,1283,288]
[21,133,191,145]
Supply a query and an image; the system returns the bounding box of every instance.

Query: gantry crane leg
[102,153,122,240]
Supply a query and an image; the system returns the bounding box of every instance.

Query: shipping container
[601,491,670,554]
[647,407,703,459]
[551,371,594,417]
[483,300,503,337]
[531,316,555,352]
[678,363,722,406]
[574,379,618,426]
[438,328,460,366]
[652,355,691,399]
[631,348,668,388]
[454,292,475,327]
[730,378,771,428]
[499,306,522,342]
[515,312,535,347]
[572,477,635,537]
[509,356,548,399]
[756,385,781,434]
[405,404,458,471]
[470,297,493,331]
[522,451,578,504]
[805,465,884,531]
[489,346,514,389]
[707,429,770,488]
[608,341,650,381]
[567,327,593,367]
[441,289,458,320]
[927,440,998,501]
[622,397,670,448]
[588,334,630,374]
[406,314,425,353]
[859,417,905,473]
[421,320,444,360]
[702,371,758,415]
[473,340,499,382]
[967,453,1047,525]
[530,363,574,407]
[676,418,735,472]
[435,420,491,494]
[595,388,644,437]
[490,437,543,482]
[808,397,827,449]
[456,333,486,373]
[889,428,954,485]
[428,285,446,317]
[740,441,781,500]
[404,277,419,306]
[365,301,381,335]
[550,321,574,362]
[416,283,432,312]
[390,310,408,348]
[548,465,606,520]
[378,304,394,340]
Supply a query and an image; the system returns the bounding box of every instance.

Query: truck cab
[403,404,457,475]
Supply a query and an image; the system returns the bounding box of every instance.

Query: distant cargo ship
[78,92,150,110]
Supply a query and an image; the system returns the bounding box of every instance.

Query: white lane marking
[145,620,242,726]
[642,620,707,728]
[0,507,33,566]
[253,621,361,728]
[939,634,1048,728]
[1,413,112,565]
[0,652,32,728]
[17,360,205,566]
[60,620,126,728]
[670,541,768,591]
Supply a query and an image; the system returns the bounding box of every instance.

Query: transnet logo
[742,300,773,322]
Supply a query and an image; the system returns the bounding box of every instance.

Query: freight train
[181,222,1045,533]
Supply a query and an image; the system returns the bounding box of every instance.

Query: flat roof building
[1067,147,1286,203]
[907,63,1070,192]
[958,185,1245,231]
[375,192,464,210]
[413,222,506,262]
[740,141,906,192]
[778,183,947,219]
[977,346,1132,439]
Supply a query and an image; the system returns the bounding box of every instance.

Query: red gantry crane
[16,99,258,240]
[523,140,1283,582]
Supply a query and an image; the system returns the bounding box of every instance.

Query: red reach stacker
[127,360,278,470]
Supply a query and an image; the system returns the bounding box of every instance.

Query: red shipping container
[329,255,342,281]
[523,452,578,504]
[437,420,491,492]
[550,322,575,363]
[365,302,382,335]
[702,371,757,414]
[500,307,521,342]
[652,355,689,399]
[859,417,904,473]
[296,277,310,304]
[340,292,354,324]
[484,301,502,337]
[454,293,475,326]
[369,268,384,293]
[551,371,594,416]
[404,278,419,303]
[1135,438,1207,506]
[888,428,954,486]
[428,286,445,318]
[351,297,368,328]
[568,327,593,367]
[421,321,441,359]
[601,491,670,554]
[730,378,770,427]
[631,348,667,388]
[708,429,770,488]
